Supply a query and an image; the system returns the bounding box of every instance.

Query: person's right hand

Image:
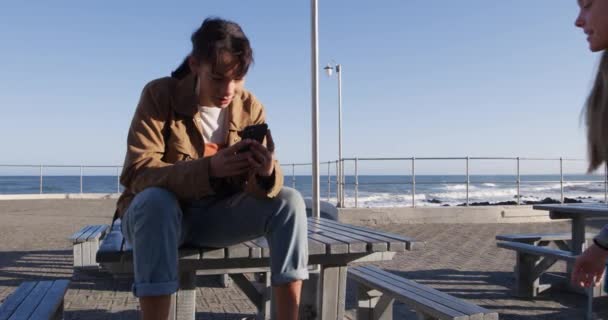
[209,139,254,178]
[571,243,608,288]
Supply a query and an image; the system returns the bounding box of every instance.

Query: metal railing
[0,164,123,194]
[281,157,608,208]
[1,157,606,208]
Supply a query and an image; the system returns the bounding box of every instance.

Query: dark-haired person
[116,18,308,320]
[570,0,608,290]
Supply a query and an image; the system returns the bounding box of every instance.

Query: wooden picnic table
[533,203,608,256]
[96,217,418,320]
[533,203,608,297]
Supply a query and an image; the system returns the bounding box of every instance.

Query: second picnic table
[533,203,608,257]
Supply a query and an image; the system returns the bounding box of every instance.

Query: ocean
[0,174,605,207]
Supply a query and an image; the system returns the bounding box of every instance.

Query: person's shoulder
[141,76,178,99]
[236,88,264,112]
[134,77,180,118]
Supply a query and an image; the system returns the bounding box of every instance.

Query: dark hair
[171,17,254,79]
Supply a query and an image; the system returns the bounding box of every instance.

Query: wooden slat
[308,222,367,253]
[349,267,469,320]
[82,225,103,242]
[534,203,608,217]
[243,241,262,258]
[69,225,95,243]
[249,238,271,258]
[29,280,70,319]
[201,248,225,259]
[307,237,328,255]
[311,218,405,252]
[247,235,326,257]
[312,218,415,250]
[356,266,494,319]
[86,225,109,241]
[178,248,200,260]
[497,241,577,263]
[77,224,103,243]
[496,232,594,243]
[226,243,250,259]
[308,219,387,252]
[307,232,349,254]
[8,281,54,320]
[0,282,37,320]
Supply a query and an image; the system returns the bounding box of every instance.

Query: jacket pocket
[227,129,242,146]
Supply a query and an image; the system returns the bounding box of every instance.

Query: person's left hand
[571,243,608,288]
[247,130,275,177]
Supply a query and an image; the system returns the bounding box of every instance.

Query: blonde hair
[585,51,608,172]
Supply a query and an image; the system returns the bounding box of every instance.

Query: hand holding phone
[238,123,275,177]
[238,123,268,152]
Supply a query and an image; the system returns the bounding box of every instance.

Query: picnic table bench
[0,280,70,320]
[349,266,498,320]
[496,232,595,297]
[69,224,109,269]
[96,216,417,320]
[497,203,608,320]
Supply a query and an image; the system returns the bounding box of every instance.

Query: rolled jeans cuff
[271,268,309,286]
[132,280,179,298]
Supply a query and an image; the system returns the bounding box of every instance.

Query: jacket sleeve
[119,81,215,200]
[244,100,284,198]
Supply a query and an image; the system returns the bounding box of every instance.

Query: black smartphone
[238,123,268,152]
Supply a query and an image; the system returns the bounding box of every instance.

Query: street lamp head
[324,64,333,77]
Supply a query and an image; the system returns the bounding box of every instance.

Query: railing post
[411,157,416,208]
[327,161,330,202]
[292,164,296,189]
[466,156,470,207]
[117,167,120,193]
[516,157,521,205]
[39,164,43,194]
[335,160,340,206]
[355,157,359,208]
[560,157,564,203]
[340,158,345,207]
[80,165,84,194]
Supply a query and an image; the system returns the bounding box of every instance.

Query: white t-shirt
[198,105,227,145]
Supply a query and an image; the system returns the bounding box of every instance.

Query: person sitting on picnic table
[114,17,309,320]
[571,0,608,289]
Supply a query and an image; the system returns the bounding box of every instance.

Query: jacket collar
[173,73,199,117]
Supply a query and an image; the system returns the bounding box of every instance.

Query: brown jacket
[115,73,284,218]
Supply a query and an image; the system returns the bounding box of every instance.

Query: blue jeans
[121,186,309,297]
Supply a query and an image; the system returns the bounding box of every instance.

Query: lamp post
[324,63,343,207]
[311,0,320,218]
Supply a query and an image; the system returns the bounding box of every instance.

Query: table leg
[572,217,587,256]
[566,217,605,298]
[568,217,587,279]
[317,265,347,320]
[171,270,196,320]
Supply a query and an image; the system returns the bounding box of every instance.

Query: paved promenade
[1,199,608,319]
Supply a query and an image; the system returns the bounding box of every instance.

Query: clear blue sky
[0,1,602,175]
